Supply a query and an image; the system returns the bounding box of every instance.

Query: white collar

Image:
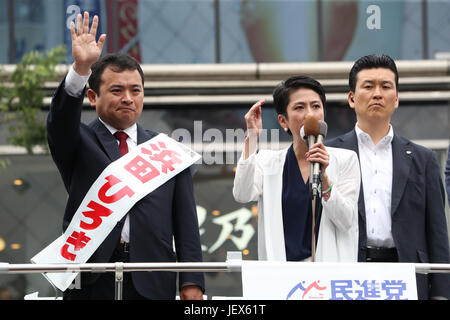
[355,123,394,148]
[98,118,138,145]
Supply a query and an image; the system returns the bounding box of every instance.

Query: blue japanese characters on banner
[242,261,418,300]
[287,279,409,300]
[330,279,408,300]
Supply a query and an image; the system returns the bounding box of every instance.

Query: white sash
[31,134,201,291]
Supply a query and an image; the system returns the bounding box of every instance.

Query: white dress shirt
[355,123,395,248]
[64,65,136,243]
[99,120,137,243]
[64,66,91,97]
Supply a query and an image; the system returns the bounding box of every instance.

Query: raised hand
[244,98,265,138]
[243,98,265,159]
[70,11,106,75]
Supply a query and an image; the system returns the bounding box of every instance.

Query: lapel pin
[406,150,412,155]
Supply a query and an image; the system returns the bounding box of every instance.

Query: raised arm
[233,99,266,203]
[47,12,106,186]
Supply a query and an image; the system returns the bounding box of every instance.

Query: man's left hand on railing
[180,285,203,300]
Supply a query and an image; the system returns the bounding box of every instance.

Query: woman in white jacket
[233,75,360,262]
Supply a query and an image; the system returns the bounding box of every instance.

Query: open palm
[71,12,106,75]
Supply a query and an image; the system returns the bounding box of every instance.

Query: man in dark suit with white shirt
[326,54,450,300]
[48,12,204,300]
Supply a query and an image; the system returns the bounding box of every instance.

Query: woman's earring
[284,127,288,132]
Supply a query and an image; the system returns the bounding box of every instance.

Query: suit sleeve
[172,168,205,292]
[425,150,450,299]
[445,145,450,207]
[47,79,85,188]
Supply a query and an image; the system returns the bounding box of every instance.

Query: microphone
[303,115,328,197]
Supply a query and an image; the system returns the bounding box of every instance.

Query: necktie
[114,131,129,156]
[114,131,129,245]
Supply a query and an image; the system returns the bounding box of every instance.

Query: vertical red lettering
[60,231,92,261]
[125,155,160,183]
[61,244,76,261]
[141,142,183,174]
[80,200,114,230]
[98,175,135,204]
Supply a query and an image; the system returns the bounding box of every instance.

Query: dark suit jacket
[446,145,450,207]
[327,129,450,300]
[47,79,204,299]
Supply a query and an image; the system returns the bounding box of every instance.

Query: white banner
[31,134,201,291]
[242,261,418,300]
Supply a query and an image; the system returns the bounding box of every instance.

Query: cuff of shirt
[64,65,91,97]
[237,149,258,165]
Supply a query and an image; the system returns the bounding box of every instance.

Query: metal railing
[1,253,449,300]
[0,252,243,300]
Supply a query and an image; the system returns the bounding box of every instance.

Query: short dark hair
[273,75,326,116]
[88,53,144,95]
[349,54,399,92]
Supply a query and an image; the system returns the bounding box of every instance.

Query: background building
[0,0,449,299]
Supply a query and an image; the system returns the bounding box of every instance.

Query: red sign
[106,0,141,62]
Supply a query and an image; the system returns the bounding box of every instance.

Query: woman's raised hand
[244,98,265,138]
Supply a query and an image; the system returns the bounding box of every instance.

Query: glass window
[0,0,9,63]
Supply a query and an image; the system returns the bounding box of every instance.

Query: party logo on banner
[286,280,327,300]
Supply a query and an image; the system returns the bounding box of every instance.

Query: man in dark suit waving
[326,54,450,300]
[48,11,204,300]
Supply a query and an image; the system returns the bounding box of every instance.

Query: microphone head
[304,115,320,137]
[318,120,328,138]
